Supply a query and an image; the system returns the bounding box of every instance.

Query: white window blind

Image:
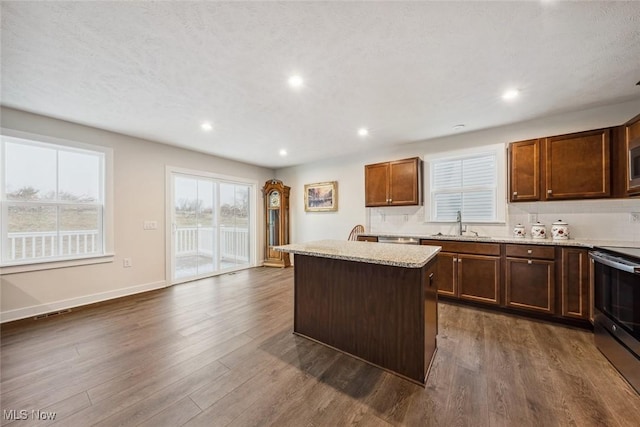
[430,152,498,222]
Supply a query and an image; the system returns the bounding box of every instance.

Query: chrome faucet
[456,210,463,236]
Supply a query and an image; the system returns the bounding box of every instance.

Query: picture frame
[304,181,338,212]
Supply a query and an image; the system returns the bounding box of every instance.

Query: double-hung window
[1,132,109,266]
[426,143,506,223]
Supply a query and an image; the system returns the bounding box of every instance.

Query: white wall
[276,99,640,244]
[1,107,275,322]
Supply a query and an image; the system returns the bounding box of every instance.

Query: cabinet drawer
[505,244,555,260]
[421,240,500,256]
[357,236,378,242]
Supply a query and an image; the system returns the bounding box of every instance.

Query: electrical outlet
[631,212,640,223]
[123,258,132,268]
[528,213,538,223]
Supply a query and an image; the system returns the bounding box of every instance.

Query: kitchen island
[275,239,440,385]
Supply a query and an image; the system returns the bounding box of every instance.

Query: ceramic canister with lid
[513,224,526,238]
[552,220,570,240]
[531,222,547,239]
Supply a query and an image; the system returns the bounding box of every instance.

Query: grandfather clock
[262,179,291,268]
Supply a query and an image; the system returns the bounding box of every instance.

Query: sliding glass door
[170,171,254,284]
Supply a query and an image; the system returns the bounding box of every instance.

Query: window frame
[0,128,114,274]
[424,143,507,224]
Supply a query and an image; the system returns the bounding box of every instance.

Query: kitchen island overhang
[276,240,441,385]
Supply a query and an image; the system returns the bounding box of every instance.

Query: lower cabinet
[559,247,590,319]
[422,240,500,305]
[417,239,591,325]
[505,244,555,314]
[505,257,555,314]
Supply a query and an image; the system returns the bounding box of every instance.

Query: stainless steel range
[590,246,640,394]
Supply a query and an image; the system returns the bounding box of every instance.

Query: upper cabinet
[509,128,611,202]
[543,129,610,200]
[365,157,422,207]
[509,139,540,202]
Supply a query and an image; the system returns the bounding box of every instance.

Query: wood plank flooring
[1,267,639,426]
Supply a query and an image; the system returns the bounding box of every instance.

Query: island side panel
[293,254,428,383]
[424,258,438,377]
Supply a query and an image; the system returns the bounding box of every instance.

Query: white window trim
[0,128,114,273]
[424,142,507,224]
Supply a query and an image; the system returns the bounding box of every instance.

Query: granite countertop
[275,239,441,268]
[359,233,639,249]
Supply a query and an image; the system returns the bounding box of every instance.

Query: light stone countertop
[275,239,441,268]
[360,233,640,249]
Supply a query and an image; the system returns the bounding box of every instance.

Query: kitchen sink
[429,233,492,240]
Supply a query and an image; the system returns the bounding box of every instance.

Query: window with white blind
[425,144,506,223]
[1,131,112,268]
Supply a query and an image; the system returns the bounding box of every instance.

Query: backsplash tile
[368,199,640,242]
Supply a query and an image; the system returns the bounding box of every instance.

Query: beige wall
[1,107,274,322]
[276,99,640,244]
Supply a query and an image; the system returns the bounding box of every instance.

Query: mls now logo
[3,410,28,420]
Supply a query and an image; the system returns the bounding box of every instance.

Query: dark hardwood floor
[1,267,639,426]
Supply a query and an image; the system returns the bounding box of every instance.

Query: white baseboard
[0,280,167,323]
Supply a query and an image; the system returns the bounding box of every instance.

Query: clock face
[269,191,280,208]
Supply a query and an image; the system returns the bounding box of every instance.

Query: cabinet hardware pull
[429,272,434,288]
[527,249,532,254]
[513,191,518,196]
[547,189,553,194]
[528,260,532,264]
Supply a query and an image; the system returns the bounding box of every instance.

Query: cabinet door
[509,139,540,202]
[365,162,390,207]
[435,252,456,297]
[543,129,610,200]
[505,258,555,313]
[560,248,590,319]
[457,254,501,305]
[389,158,420,205]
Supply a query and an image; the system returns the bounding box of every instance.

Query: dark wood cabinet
[509,139,540,202]
[365,157,422,207]
[356,235,378,242]
[509,128,611,202]
[505,244,555,314]
[421,240,500,305]
[559,247,590,320]
[543,129,610,200]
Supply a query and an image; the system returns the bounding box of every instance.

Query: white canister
[531,222,547,239]
[513,224,526,238]
[552,220,570,240]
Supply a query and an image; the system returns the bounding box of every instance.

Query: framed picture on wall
[304,181,338,212]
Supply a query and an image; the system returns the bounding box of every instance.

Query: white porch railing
[7,230,99,260]
[6,226,250,264]
[175,226,249,263]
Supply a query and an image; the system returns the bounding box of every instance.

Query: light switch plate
[143,221,158,230]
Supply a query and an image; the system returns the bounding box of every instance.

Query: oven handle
[589,251,640,274]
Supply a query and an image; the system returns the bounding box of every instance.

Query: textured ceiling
[2,1,640,169]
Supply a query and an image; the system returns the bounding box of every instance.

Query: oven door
[591,251,640,393]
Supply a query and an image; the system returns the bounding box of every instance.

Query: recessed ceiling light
[502,89,520,101]
[288,75,304,89]
[453,124,465,131]
[201,122,213,131]
[358,128,369,137]
[279,149,287,156]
